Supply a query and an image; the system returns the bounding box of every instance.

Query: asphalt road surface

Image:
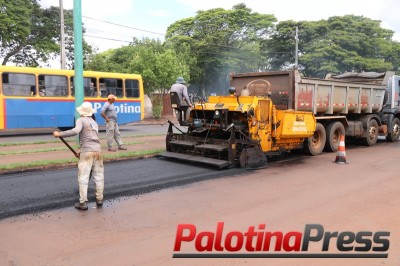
[0,157,247,219]
[1,137,399,266]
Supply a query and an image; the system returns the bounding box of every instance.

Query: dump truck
[160,88,317,169]
[230,70,400,155]
[160,70,400,168]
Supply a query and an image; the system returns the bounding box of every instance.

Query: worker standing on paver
[170,77,192,125]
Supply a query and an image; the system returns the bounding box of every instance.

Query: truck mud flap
[159,151,231,169]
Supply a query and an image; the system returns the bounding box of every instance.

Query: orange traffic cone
[334,135,347,164]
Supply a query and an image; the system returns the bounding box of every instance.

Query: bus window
[1,72,36,96]
[99,78,123,98]
[99,83,106,97]
[70,77,73,96]
[38,74,68,96]
[71,77,97,97]
[84,77,97,97]
[125,79,140,98]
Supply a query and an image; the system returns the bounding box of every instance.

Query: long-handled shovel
[59,137,79,158]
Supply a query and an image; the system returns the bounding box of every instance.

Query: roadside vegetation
[0,149,164,172]
[2,2,398,105]
[0,134,165,173]
[0,134,163,147]
[0,140,147,156]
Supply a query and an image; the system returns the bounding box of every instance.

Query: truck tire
[304,123,326,156]
[362,119,379,146]
[324,121,345,152]
[386,117,400,142]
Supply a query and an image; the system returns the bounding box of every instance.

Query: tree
[263,15,400,77]
[86,38,190,96]
[165,3,277,96]
[86,38,190,118]
[0,0,93,67]
[86,38,190,95]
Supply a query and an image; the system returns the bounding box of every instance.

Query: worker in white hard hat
[170,77,192,125]
[53,102,104,210]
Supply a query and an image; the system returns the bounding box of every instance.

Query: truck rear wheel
[362,119,379,146]
[324,121,345,152]
[304,123,326,156]
[386,117,400,142]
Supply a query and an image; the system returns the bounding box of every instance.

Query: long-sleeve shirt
[101,102,117,121]
[170,83,191,105]
[60,117,101,153]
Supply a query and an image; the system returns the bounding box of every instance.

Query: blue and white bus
[0,66,144,130]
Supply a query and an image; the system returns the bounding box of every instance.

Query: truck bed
[230,70,390,115]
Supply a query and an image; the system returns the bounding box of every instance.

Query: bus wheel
[386,117,400,142]
[304,123,326,156]
[362,119,379,146]
[324,121,345,152]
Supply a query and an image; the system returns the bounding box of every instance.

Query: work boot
[74,202,88,210]
[118,146,127,150]
[96,199,103,207]
[108,148,116,152]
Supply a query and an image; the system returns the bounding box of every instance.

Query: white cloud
[40,0,136,52]
[150,10,171,18]
[175,0,236,12]
[177,0,382,20]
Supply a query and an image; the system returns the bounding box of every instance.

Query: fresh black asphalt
[0,157,246,220]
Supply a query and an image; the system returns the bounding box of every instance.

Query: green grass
[103,149,164,159]
[0,133,166,172]
[0,158,78,171]
[0,140,147,155]
[0,140,62,147]
[0,148,165,171]
[0,133,164,147]
[0,146,79,155]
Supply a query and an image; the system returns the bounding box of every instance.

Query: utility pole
[295,26,299,69]
[73,0,84,122]
[59,0,66,69]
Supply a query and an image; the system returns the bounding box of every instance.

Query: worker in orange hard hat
[101,94,128,152]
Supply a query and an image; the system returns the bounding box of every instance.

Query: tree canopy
[3,1,399,95]
[0,0,92,67]
[263,15,400,77]
[165,3,277,96]
[86,38,190,96]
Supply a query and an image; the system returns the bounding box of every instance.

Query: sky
[40,0,400,53]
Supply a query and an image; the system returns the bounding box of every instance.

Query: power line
[83,34,289,56]
[31,16,272,52]
[30,15,288,55]
[83,16,165,36]
[84,34,132,43]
